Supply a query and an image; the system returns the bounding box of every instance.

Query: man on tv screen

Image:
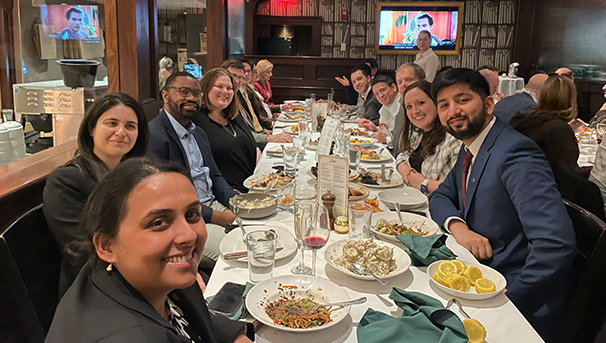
[412,14,442,47]
[59,8,90,40]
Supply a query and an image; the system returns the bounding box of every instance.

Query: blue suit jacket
[430,118,576,329]
[493,92,536,125]
[148,111,236,223]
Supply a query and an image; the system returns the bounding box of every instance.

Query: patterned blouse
[396,130,461,182]
[166,298,196,343]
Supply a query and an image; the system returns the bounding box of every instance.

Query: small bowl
[229,193,278,219]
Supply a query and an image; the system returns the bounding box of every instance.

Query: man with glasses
[221,59,292,150]
[148,71,237,267]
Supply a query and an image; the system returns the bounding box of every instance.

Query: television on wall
[375,2,464,55]
[40,5,100,43]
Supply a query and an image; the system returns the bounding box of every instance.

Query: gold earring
[106,263,113,273]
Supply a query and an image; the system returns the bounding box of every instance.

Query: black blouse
[409,144,424,174]
[194,108,256,193]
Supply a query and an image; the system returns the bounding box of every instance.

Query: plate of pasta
[246,275,351,332]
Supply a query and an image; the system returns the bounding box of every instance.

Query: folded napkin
[397,233,457,267]
[357,288,468,343]
[206,282,255,320]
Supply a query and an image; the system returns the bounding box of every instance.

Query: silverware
[264,177,280,194]
[348,262,390,286]
[224,246,284,260]
[380,164,386,183]
[284,296,368,316]
[446,298,471,319]
[225,223,265,233]
[236,217,247,243]
[394,201,404,225]
[387,169,394,183]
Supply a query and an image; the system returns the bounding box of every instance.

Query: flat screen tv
[40,5,100,43]
[375,2,463,55]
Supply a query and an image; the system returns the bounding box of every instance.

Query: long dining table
[205,118,545,343]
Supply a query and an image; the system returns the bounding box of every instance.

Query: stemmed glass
[301,203,331,276]
[291,201,314,275]
[597,123,605,144]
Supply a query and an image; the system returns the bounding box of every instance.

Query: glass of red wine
[302,203,331,276]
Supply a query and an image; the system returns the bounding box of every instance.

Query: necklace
[223,120,237,137]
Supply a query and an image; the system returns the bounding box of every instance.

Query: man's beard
[445,109,487,141]
[167,97,198,119]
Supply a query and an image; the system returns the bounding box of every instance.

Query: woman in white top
[396,80,460,194]
[414,30,440,82]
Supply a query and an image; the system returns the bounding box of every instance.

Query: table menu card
[316,117,340,159]
[317,154,348,217]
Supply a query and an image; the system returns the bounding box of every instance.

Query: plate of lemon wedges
[427,259,506,300]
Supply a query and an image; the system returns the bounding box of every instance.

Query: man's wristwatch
[420,179,430,194]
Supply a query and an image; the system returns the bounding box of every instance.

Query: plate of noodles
[246,275,351,332]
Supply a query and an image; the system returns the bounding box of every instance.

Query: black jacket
[45,263,252,343]
[148,111,236,223]
[364,91,382,126]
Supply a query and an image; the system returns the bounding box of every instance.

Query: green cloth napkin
[206,282,255,320]
[357,288,468,343]
[397,233,457,266]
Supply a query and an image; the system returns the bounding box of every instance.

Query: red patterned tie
[462,149,474,204]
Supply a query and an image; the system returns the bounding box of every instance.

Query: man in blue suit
[429,68,576,341]
[148,71,236,267]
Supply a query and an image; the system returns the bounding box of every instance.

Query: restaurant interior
[1,0,606,342]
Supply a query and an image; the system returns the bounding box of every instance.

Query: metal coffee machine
[13,80,108,149]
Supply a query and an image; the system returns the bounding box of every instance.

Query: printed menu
[317,154,348,217]
[315,117,340,159]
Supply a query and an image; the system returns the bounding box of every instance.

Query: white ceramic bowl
[0,121,23,139]
[378,188,428,210]
[12,145,26,158]
[0,150,11,162]
[426,260,507,300]
[0,127,9,141]
[370,211,440,243]
[0,141,11,152]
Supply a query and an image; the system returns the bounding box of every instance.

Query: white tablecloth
[206,120,544,343]
[498,76,525,97]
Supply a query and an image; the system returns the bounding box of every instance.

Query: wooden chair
[0,204,62,343]
[557,200,606,343]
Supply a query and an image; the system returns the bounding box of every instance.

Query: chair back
[558,200,606,343]
[0,204,62,343]
[553,161,605,221]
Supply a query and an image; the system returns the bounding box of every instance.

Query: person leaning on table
[45,158,253,343]
[43,93,149,295]
[428,68,576,342]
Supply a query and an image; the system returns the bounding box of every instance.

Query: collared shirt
[414,48,440,82]
[379,93,401,131]
[166,111,215,203]
[356,86,372,118]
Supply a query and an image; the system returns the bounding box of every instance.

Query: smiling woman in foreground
[45,158,253,343]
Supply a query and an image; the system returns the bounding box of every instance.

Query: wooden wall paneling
[105,0,120,94]
[207,0,227,69]
[0,0,15,110]
[511,0,538,78]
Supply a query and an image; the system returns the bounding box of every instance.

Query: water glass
[277,182,295,206]
[334,130,351,157]
[348,145,362,172]
[339,104,347,116]
[246,230,277,283]
[348,202,373,239]
[310,93,316,102]
[283,147,298,178]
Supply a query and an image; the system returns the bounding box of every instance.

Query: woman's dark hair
[66,158,191,268]
[527,73,577,122]
[74,93,149,182]
[399,80,448,159]
[431,68,490,101]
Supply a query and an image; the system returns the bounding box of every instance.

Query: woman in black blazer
[43,93,149,294]
[45,158,253,343]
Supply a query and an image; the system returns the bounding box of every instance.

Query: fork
[284,297,368,316]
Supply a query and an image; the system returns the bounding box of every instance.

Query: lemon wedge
[465,266,483,286]
[438,261,458,280]
[463,318,487,343]
[450,260,467,274]
[448,274,471,292]
[475,278,496,293]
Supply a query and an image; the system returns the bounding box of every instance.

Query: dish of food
[307,139,319,150]
[310,164,359,181]
[349,137,377,148]
[427,260,507,300]
[370,212,440,243]
[229,194,278,219]
[219,225,297,262]
[324,239,411,280]
[313,182,369,201]
[246,275,351,332]
[360,149,392,163]
[264,296,332,329]
[352,169,403,188]
[283,125,299,135]
[364,197,382,213]
[243,173,294,190]
[347,128,368,136]
[278,114,300,122]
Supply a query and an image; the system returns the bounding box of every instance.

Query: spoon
[348,263,390,286]
[236,217,247,243]
[285,296,368,316]
[446,298,471,319]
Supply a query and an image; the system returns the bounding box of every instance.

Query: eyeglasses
[233,76,246,81]
[166,87,202,98]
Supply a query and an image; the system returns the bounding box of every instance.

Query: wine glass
[291,201,314,275]
[302,202,331,276]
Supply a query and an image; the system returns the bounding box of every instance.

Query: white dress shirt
[414,48,440,82]
[379,93,401,131]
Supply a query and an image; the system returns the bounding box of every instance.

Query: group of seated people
[39,54,606,342]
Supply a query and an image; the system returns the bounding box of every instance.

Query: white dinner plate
[219,225,297,262]
[284,100,305,105]
[352,176,403,189]
[370,211,440,243]
[277,114,300,122]
[360,151,393,163]
[243,174,293,191]
[426,260,507,300]
[378,188,428,210]
[349,137,377,148]
[246,275,351,332]
[324,239,411,280]
[283,126,299,135]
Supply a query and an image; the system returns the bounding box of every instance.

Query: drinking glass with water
[246,230,277,283]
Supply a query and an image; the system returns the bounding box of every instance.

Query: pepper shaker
[321,191,336,231]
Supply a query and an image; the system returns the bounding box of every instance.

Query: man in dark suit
[493,73,548,124]
[429,68,576,341]
[148,71,236,265]
[349,63,381,126]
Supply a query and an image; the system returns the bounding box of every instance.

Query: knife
[224,246,284,260]
[224,223,265,234]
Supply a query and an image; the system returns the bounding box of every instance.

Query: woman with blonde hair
[511,73,588,177]
[158,56,175,90]
[192,68,257,193]
[251,59,291,115]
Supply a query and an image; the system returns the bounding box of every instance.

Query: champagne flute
[291,201,314,275]
[302,203,331,276]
